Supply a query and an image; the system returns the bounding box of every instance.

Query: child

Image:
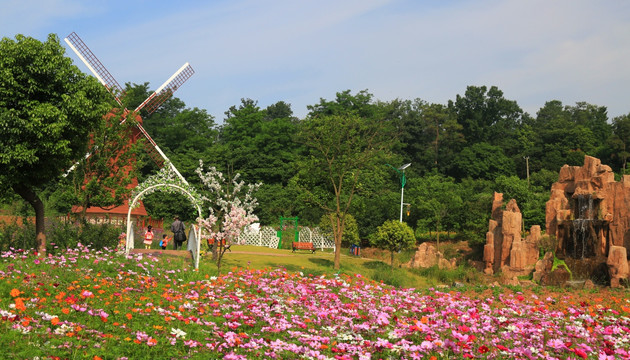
[159,234,171,250]
[143,225,154,249]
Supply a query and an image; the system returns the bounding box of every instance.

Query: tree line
[126,85,630,253]
[3,34,630,256]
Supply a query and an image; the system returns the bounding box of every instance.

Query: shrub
[318,213,359,247]
[0,220,36,252]
[0,218,122,254]
[539,235,557,257]
[371,220,415,267]
[411,264,480,285]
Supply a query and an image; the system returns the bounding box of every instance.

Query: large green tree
[448,85,523,148]
[409,173,463,251]
[0,34,112,253]
[295,112,394,269]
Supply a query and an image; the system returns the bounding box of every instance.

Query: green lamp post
[387,163,411,223]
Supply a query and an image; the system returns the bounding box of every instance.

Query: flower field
[1,245,630,359]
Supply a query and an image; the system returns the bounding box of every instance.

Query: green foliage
[371,220,415,267]
[408,173,462,249]
[296,98,396,269]
[0,34,112,185]
[448,85,523,150]
[451,142,515,180]
[369,262,409,288]
[410,264,480,285]
[0,221,36,252]
[552,256,573,280]
[538,236,558,258]
[49,221,120,251]
[52,109,143,217]
[0,219,119,253]
[494,175,547,229]
[0,33,113,252]
[529,169,558,189]
[319,213,359,247]
[455,179,493,255]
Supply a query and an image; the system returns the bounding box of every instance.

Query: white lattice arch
[126,183,203,269]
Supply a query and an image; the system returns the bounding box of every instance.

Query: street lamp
[397,163,411,222]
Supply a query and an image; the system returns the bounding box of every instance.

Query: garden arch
[125,164,204,269]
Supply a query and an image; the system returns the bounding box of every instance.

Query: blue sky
[2,0,630,121]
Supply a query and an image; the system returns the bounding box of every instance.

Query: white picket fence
[238,226,280,249]
[299,227,335,251]
[236,225,335,251]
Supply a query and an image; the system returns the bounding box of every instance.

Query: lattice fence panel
[311,228,335,250]
[299,227,313,243]
[239,226,279,248]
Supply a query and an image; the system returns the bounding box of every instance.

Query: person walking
[143,225,154,249]
[171,215,186,250]
[159,234,171,250]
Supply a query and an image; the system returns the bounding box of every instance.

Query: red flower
[478,345,489,353]
[574,348,587,359]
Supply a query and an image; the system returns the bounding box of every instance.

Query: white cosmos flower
[170,328,187,338]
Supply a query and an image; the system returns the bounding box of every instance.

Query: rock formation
[607,245,629,288]
[483,193,540,275]
[546,155,630,287]
[405,242,456,270]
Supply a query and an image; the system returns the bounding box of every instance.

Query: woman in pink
[143,225,154,249]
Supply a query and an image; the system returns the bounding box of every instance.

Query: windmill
[64,32,194,227]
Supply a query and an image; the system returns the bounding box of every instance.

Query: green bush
[318,213,360,247]
[371,220,416,267]
[0,221,36,252]
[0,218,122,254]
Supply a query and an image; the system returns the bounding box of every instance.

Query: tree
[196,161,260,275]
[526,100,609,173]
[296,113,394,269]
[448,85,523,149]
[450,142,515,180]
[387,99,464,176]
[607,113,630,173]
[50,109,143,218]
[371,220,415,268]
[410,173,462,251]
[318,212,359,248]
[0,34,112,253]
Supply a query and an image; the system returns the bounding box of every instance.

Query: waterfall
[571,195,594,259]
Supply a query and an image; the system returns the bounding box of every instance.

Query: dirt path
[229,251,296,257]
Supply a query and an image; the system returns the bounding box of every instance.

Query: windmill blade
[64,32,124,107]
[135,123,189,185]
[135,63,194,114]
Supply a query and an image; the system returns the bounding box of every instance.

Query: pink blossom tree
[196,161,260,274]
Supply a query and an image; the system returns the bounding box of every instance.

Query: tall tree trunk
[333,213,345,270]
[12,184,46,255]
[436,222,441,253]
[390,250,395,268]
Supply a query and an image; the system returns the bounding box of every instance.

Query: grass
[214,245,432,288]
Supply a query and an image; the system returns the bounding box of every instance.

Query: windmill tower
[64,32,194,228]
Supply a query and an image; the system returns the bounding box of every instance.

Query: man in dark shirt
[170,215,186,250]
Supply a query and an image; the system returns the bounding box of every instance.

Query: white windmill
[64,32,194,226]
